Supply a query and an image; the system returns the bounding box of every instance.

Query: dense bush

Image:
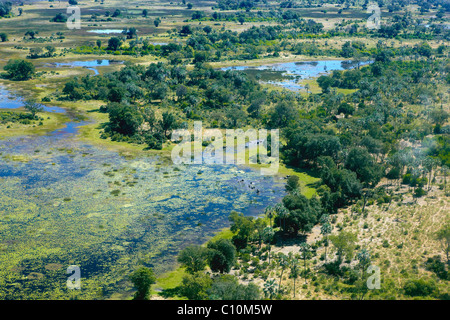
[403,279,437,297]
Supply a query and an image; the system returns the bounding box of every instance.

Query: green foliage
[229,211,254,250]
[436,224,450,264]
[285,175,300,193]
[0,32,8,42]
[129,267,156,300]
[50,13,68,23]
[0,1,12,17]
[207,274,260,300]
[0,111,36,124]
[107,37,122,51]
[107,103,143,136]
[3,59,35,81]
[425,256,449,280]
[403,278,437,297]
[180,272,212,300]
[345,147,383,187]
[23,100,44,117]
[329,231,357,262]
[177,246,209,274]
[207,239,236,273]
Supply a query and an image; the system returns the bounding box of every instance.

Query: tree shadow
[157,286,183,299]
[273,232,307,248]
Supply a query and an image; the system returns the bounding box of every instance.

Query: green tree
[0,32,8,42]
[112,9,121,17]
[51,13,68,23]
[3,59,35,81]
[277,253,289,291]
[329,231,357,263]
[0,1,12,17]
[263,279,277,300]
[177,245,209,274]
[25,30,38,39]
[403,278,437,297]
[320,220,333,262]
[299,242,311,284]
[253,218,266,249]
[436,224,450,264]
[345,147,383,187]
[125,27,137,39]
[107,37,122,51]
[45,45,56,57]
[207,239,236,273]
[108,103,143,136]
[229,211,254,250]
[23,100,44,118]
[129,267,156,300]
[263,227,274,264]
[265,205,275,228]
[317,75,334,93]
[208,275,260,300]
[288,254,300,297]
[180,272,212,300]
[285,175,300,194]
[160,111,177,138]
[270,101,298,128]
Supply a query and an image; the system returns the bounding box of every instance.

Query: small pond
[45,60,124,75]
[222,59,372,91]
[87,29,124,34]
[0,85,66,113]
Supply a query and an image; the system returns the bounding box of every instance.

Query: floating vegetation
[2,154,31,163]
[0,132,286,300]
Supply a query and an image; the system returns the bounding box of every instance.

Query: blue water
[87,29,124,34]
[222,60,372,91]
[0,86,66,113]
[46,60,123,75]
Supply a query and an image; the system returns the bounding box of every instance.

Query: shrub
[403,278,437,297]
[3,59,35,81]
[425,256,448,280]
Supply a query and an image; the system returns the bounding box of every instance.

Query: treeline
[70,23,330,61]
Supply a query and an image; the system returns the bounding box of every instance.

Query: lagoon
[222,59,371,91]
[45,60,124,75]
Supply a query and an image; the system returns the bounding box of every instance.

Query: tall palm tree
[299,242,311,285]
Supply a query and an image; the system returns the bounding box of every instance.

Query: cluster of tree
[2,59,35,81]
[214,0,261,11]
[28,46,56,59]
[0,1,12,17]
[177,210,384,299]
[50,13,68,23]
[69,20,324,62]
[176,238,261,300]
[60,61,265,148]
[0,110,38,125]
